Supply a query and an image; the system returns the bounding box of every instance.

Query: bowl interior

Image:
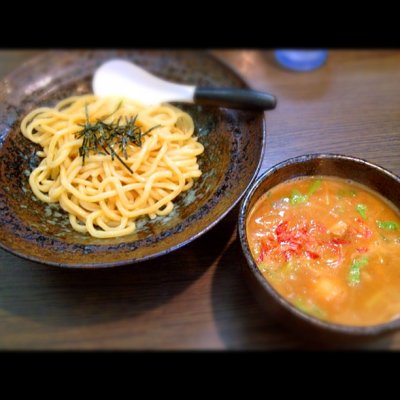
[239,154,400,336]
[0,50,265,267]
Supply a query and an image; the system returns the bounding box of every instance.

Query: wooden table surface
[1,50,400,350]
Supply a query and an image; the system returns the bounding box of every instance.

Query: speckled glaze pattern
[238,154,400,339]
[0,50,266,268]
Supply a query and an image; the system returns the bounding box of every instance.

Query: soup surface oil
[247,176,400,326]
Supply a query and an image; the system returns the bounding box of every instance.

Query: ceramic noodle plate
[0,50,266,268]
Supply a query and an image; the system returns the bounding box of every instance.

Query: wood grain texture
[0,50,399,349]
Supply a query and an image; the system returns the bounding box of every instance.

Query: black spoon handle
[194,87,277,111]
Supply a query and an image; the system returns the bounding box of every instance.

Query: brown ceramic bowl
[238,154,400,341]
[0,50,266,268]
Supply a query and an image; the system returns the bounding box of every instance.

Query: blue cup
[274,50,328,71]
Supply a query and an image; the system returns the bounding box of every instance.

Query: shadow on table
[211,226,394,350]
[210,237,297,349]
[0,214,235,328]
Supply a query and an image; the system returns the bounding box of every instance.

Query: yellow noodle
[21,95,204,238]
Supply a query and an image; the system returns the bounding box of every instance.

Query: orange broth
[246,176,400,326]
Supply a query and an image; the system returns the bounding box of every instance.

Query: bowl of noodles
[0,50,266,268]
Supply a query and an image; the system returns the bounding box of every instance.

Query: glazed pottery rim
[238,153,400,336]
[0,50,267,269]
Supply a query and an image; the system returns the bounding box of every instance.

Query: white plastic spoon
[92,59,277,111]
